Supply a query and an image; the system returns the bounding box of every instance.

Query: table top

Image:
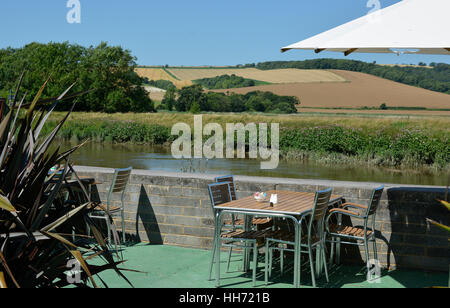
[215,190,342,216]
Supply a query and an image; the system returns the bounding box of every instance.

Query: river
[58,141,448,186]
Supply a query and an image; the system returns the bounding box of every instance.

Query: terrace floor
[93,244,448,288]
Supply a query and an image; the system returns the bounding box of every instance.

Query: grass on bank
[48,111,450,133]
[45,112,450,171]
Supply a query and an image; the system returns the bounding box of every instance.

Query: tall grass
[46,112,450,170]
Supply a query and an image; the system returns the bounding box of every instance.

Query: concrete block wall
[75,166,449,272]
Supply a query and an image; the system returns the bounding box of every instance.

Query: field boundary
[162,67,181,81]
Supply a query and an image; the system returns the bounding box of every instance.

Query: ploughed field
[135,67,192,88]
[166,67,347,84]
[213,70,450,112]
[136,67,450,114]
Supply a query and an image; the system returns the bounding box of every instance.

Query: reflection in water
[55,141,447,186]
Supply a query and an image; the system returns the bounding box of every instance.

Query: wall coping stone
[74,166,447,191]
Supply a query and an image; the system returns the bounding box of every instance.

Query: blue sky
[1,0,448,66]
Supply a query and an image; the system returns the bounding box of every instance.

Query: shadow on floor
[216,253,448,288]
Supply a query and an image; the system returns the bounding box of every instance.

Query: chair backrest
[215,175,236,201]
[366,185,384,216]
[311,188,333,223]
[49,169,73,183]
[308,188,333,240]
[208,182,232,213]
[111,167,133,194]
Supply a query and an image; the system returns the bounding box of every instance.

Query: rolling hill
[212,70,450,110]
[136,66,450,112]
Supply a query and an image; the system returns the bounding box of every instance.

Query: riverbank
[45,112,450,171]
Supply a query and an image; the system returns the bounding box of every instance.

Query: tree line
[193,74,259,89]
[255,59,450,94]
[0,42,154,113]
[144,79,176,90]
[160,84,299,114]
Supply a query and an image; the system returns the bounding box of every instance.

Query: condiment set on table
[253,192,278,207]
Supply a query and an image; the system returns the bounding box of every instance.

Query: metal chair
[326,185,384,272]
[215,175,272,230]
[89,167,133,244]
[207,182,269,287]
[264,188,332,287]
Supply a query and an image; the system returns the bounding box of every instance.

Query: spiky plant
[0,73,132,288]
[427,200,450,237]
[427,199,450,288]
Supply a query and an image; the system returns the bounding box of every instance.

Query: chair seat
[223,219,245,226]
[221,230,267,240]
[223,217,273,227]
[223,229,272,245]
[329,224,373,238]
[88,203,122,212]
[265,230,321,245]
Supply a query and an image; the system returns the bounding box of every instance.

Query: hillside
[135,67,192,88]
[212,70,450,110]
[167,67,347,84]
[135,67,347,89]
[256,59,450,95]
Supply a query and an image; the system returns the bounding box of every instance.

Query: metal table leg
[215,211,222,287]
[294,221,300,288]
[243,214,252,272]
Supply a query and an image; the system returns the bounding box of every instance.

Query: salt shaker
[270,194,278,206]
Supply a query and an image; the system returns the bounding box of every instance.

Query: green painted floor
[92,244,448,288]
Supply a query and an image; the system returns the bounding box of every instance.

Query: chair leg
[309,247,316,288]
[269,247,273,278]
[208,238,216,281]
[121,208,126,244]
[336,237,341,264]
[330,239,335,266]
[242,243,246,272]
[106,216,112,244]
[226,247,233,273]
[280,249,284,276]
[364,239,370,271]
[373,238,378,261]
[264,241,269,285]
[298,246,302,288]
[336,214,342,265]
[86,217,91,238]
[316,248,321,276]
[322,244,329,283]
[252,242,257,287]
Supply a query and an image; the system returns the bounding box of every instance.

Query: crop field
[135,67,192,88]
[136,66,450,114]
[166,68,347,84]
[212,70,450,112]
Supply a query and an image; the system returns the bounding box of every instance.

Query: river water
[56,141,448,186]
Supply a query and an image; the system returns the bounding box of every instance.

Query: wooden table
[214,190,342,288]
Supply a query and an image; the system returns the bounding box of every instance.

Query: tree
[189,101,201,114]
[106,90,128,113]
[245,95,265,112]
[162,88,177,111]
[175,84,204,112]
[0,42,154,113]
